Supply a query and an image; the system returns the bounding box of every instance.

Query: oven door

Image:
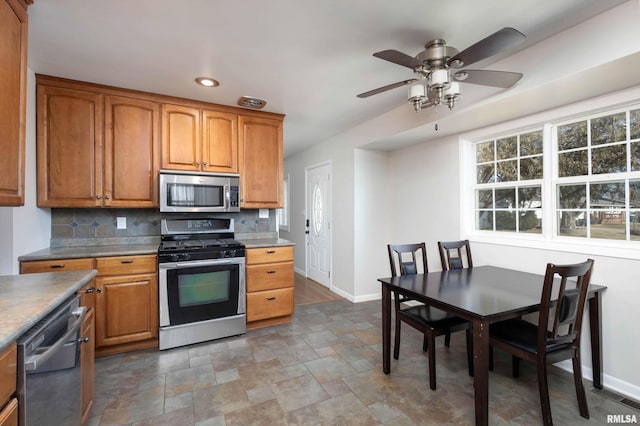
[159,257,245,327]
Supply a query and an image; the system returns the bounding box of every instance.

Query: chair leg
[512,355,520,378]
[428,334,437,390]
[572,354,590,419]
[536,357,553,426]
[466,328,474,377]
[422,335,429,352]
[444,331,451,347]
[489,346,493,371]
[393,317,401,360]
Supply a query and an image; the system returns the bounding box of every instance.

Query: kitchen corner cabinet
[0,0,28,206]
[246,246,294,329]
[161,104,238,174]
[20,254,158,356]
[238,116,283,208]
[36,76,160,208]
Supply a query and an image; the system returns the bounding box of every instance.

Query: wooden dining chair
[437,240,473,270]
[387,243,473,390]
[489,259,595,426]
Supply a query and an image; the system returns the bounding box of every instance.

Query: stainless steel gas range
[158,217,245,350]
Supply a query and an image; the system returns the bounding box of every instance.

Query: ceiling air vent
[237,96,267,109]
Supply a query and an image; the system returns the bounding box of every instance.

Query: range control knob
[170,254,180,262]
[182,253,192,261]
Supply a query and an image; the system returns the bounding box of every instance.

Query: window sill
[468,232,640,261]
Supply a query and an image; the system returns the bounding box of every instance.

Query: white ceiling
[27,0,632,158]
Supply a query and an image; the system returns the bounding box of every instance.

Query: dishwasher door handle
[24,306,87,372]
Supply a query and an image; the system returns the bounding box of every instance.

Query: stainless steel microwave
[159,171,240,213]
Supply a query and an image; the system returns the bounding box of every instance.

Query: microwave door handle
[24,306,87,372]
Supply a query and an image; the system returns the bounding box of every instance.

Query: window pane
[518,186,541,208]
[476,211,493,230]
[631,109,640,140]
[558,121,587,150]
[558,211,587,237]
[476,189,493,208]
[496,160,517,182]
[476,141,494,163]
[495,211,516,231]
[312,183,322,235]
[630,180,640,207]
[631,210,640,240]
[630,142,640,171]
[591,145,626,174]
[519,211,541,233]
[520,156,543,180]
[590,210,626,240]
[590,181,625,207]
[477,164,494,184]
[558,184,586,209]
[591,112,626,145]
[519,130,543,156]
[558,150,588,177]
[496,136,517,160]
[495,188,515,208]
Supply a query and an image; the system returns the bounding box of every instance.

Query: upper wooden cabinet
[238,115,283,208]
[36,76,160,208]
[0,0,28,206]
[161,104,238,174]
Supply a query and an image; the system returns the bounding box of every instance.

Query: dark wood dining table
[378,265,606,426]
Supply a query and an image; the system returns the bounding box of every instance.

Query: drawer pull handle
[266,250,276,254]
[50,264,65,269]
[121,259,134,264]
[266,296,276,301]
[267,270,276,274]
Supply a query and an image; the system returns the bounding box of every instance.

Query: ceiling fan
[357,27,526,112]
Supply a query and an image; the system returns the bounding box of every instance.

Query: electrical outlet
[116,217,126,229]
[258,209,269,219]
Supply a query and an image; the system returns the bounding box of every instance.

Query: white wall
[0,69,51,275]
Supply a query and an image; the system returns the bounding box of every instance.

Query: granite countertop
[0,269,98,351]
[18,243,159,262]
[239,238,295,248]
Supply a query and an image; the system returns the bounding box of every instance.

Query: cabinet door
[80,308,94,426]
[238,116,283,208]
[0,0,27,206]
[202,110,238,174]
[105,96,160,207]
[37,85,103,207]
[95,273,158,348]
[161,104,201,171]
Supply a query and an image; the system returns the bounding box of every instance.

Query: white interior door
[306,162,331,287]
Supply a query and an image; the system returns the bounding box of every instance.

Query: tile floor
[89,300,639,425]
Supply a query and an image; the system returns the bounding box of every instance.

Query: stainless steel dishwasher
[17,294,87,426]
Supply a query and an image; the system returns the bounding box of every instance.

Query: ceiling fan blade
[373,50,422,69]
[357,79,418,98]
[453,69,523,88]
[447,27,525,68]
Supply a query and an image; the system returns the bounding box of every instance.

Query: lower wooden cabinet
[0,398,17,426]
[20,254,159,356]
[0,343,16,426]
[80,308,95,425]
[246,246,294,329]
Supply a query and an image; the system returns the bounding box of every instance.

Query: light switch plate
[116,217,126,229]
[258,209,269,219]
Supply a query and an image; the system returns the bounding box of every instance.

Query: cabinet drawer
[246,287,294,322]
[246,262,293,292]
[20,258,95,274]
[0,343,16,409]
[0,398,17,426]
[96,255,157,275]
[246,246,293,265]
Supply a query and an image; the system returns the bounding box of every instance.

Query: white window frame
[460,86,640,261]
[278,174,290,232]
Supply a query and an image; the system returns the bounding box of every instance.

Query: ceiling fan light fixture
[408,83,427,112]
[443,82,461,110]
[195,77,219,87]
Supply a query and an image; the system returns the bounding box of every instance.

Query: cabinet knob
[195,161,200,167]
[203,162,208,167]
[96,288,103,293]
[85,287,95,294]
[78,337,90,344]
[95,195,102,200]
[104,194,110,199]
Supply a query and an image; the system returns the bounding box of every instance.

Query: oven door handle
[160,259,243,269]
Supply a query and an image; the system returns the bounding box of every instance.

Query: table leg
[588,291,603,389]
[472,318,489,426]
[382,284,391,374]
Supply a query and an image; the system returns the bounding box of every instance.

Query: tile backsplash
[50,208,277,246]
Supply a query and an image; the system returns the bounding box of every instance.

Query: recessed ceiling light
[195,77,219,87]
[237,96,267,109]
